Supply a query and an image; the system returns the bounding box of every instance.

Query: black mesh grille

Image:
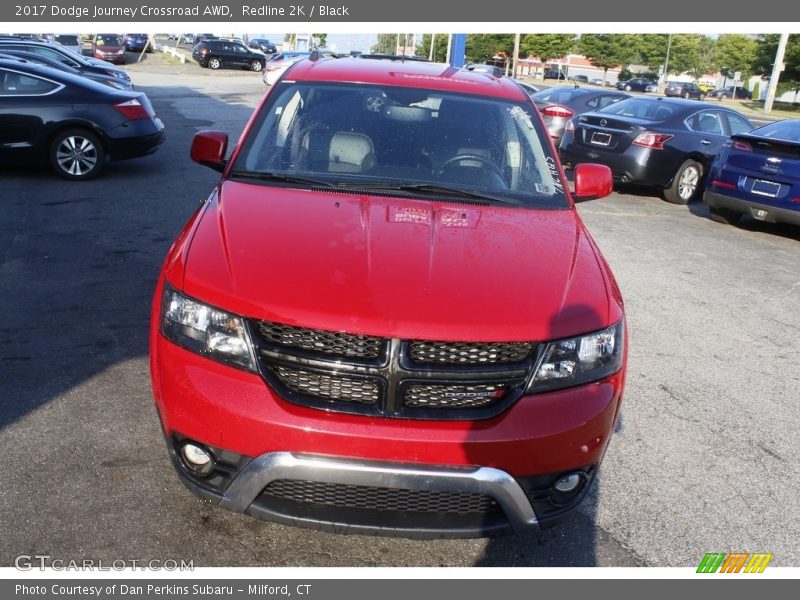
[403,382,518,408]
[262,479,497,514]
[408,341,533,365]
[272,366,380,405]
[256,321,384,360]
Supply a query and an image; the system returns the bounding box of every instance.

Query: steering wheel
[434,154,502,177]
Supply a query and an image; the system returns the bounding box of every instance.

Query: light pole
[659,33,672,93]
[765,32,789,114]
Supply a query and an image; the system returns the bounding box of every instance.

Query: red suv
[150,57,627,537]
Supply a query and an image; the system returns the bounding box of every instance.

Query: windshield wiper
[228,170,337,188]
[340,182,523,205]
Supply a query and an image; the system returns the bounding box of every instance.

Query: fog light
[181,443,214,476]
[554,473,583,493]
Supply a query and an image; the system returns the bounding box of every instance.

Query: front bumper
[152,329,623,536]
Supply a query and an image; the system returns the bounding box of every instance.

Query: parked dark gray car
[530,85,630,144]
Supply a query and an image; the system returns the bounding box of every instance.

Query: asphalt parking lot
[1,57,798,568]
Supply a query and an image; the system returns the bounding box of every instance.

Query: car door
[0,67,65,162]
[685,109,729,161]
[231,43,252,67]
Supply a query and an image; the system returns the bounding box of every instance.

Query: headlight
[527,320,624,393]
[160,286,257,372]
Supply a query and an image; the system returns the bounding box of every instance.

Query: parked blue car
[703,119,800,227]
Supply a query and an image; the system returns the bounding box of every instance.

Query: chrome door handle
[700,139,712,145]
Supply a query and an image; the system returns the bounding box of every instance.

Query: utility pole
[765,32,789,114]
[659,33,672,94]
[511,33,520,79]
[429,33,435,61]
[445,33,452,64]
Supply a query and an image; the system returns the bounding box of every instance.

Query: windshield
[752,120,800,142]
[232,82,568,208]
[96,35,122,46]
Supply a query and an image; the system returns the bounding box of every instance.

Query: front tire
[699,93,706,101]
[664,159,703,205]
[684,92,691,99]
[208,57,221,70]
[250,59,263,72]
[625,84,632,91]
[708,205,742,225]
[49,129,105,181]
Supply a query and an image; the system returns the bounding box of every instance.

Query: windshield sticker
[545,156,564,194]
[508,106,534,129]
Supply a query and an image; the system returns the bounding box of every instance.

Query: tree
[632,34,671,71]
[713,34,757,80]
[754,34,800,93]
[312,33,327,49]
[372,33,413,54]
[667,34,716,80]
[417,34,449,61]
[519,34,575,60]
[465,34,515,64]
[577,34,638,84]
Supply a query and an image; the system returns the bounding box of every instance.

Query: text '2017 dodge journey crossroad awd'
[150,56,628,538]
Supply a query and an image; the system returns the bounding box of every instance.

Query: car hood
[179,181,612,342]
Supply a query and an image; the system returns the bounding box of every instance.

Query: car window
[531,87,587,104]
[54,35,79,45]
[234,82,570,209]
[0,68,60,95]
[587,94,626,109]
[725,113,753,135]
[686,111,724,135]
[233,44,248,54]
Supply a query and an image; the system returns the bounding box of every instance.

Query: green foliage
[578,34,638,74]
[667,34,716,80]
[465,34,515,63]
[713,34,757,79]
[519,34,575,60]
[312,33,327,48]
[754,34,800,93]
[372,33,414,54]
[417,34,450,61]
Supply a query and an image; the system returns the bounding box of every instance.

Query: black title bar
[4,0,800,22]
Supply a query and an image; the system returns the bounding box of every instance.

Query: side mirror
[573,163,613,201]
[191,130,229,172]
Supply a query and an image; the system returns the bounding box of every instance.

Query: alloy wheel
[56,136,98,177]
[678,165,700,201]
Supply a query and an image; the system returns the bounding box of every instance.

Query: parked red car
[92,34,126,65]
[150,57,627,537]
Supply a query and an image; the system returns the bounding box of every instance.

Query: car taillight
[113,99,150,121]
[712,179,736,190]
[632,132,674,150]
[565,119,575,134]
[732,140,752,152]
[201,47,209,55]
[542,105,574,118]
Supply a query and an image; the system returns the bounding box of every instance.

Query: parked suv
[192,39,265,71]
[151,57,627,537]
